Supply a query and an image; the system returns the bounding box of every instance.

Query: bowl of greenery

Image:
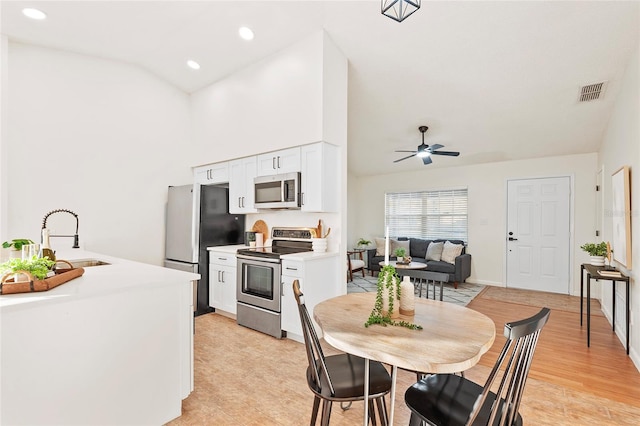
[0,256,56,282]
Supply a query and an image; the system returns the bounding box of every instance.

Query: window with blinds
[385,188,468,242]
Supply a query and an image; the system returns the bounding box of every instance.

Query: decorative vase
[399,275,415,316]
[311,238,327,253]
[396,256,404,263]
[381,271,400,318]
[590,256,605,266]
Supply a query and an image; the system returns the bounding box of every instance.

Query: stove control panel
[271,227,315,241]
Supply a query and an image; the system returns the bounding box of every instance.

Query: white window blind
[385,189,468,242]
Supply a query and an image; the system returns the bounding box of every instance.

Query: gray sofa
[366,238,471,288]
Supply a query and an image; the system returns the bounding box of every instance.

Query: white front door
[506,177,571,294]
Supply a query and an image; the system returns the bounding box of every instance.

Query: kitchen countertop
[0,249,200,311]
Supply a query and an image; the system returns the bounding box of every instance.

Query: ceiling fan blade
[394,153,417,163]
[422,156,433,165]
[428,144,444,151]
[430,150,460,156]
[395,150,417,153]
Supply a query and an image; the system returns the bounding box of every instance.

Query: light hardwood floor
[168,287,640,425]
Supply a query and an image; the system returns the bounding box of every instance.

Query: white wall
[598,41,639,368]
[349,152,597,293]
[3,43,192,264]
[190,31,348,287]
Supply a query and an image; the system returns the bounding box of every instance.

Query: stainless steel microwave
[254,172,301,209]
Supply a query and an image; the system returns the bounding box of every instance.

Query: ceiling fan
[394,125,460,165]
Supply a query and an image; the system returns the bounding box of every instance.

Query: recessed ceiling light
[186,60,200,70]
[238,26,254,41]
[22,8,47,20]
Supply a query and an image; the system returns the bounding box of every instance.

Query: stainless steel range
[236,227,314,338]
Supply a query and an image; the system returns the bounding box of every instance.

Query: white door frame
[503,174,576,295]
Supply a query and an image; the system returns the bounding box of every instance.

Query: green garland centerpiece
[365,264,422,330]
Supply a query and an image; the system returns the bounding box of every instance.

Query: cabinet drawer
[208,252,237,267]
[282,260,304,278]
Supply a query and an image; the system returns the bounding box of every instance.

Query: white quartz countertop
[0,250,200,311]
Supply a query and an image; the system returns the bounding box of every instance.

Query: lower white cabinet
[280,254,341,342]
[209,251,237,315]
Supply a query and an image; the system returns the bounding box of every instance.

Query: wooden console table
[580,263,630,354]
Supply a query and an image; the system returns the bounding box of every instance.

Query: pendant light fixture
[381,0,420,22]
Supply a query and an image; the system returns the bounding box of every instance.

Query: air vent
[579,81,608,102]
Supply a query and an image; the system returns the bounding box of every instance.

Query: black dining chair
[404,307,551,426]
[293,280,391,426]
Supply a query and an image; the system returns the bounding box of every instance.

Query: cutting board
[251,220,269,242]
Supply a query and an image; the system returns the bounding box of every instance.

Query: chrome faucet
[42,209,80,248]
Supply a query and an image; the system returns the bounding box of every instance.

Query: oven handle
[237,254,282,264]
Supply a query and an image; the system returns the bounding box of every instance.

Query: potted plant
[580,242,607,266]
[394,247,407,263]
[2,239,35,259]
[356,238,371,249]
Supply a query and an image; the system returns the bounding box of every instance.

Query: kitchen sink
[69,259,111,268]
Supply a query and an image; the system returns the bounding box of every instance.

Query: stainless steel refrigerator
[164,184,245,316]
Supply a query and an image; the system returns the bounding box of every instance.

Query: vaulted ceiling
[2,1,638,176]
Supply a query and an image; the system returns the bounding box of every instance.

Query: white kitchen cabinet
[194,162,229,184]
[229,157,258,213]
[256,146,301,176]
[300,142,339,212]
[209,251,237,315]
[281,259,305,338]
[280,254,341,343]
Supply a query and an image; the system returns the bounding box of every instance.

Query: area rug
[348,274,484,307]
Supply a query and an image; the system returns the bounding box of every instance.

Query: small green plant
[0,256,55,280]
[580,242,607,257]
[365,264,422,330]
[394,247,407,258]
[356,238,371,248]
[2,239,35,251]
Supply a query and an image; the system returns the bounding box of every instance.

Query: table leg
[612,281,616,332]
[363,358,369,426]
[439,281,443,301]
[626,282,630,355]
[580,265,584,326]
[587,273,591,348]
[389,365,398,425]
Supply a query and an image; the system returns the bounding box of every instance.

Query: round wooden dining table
[314,292,496,425]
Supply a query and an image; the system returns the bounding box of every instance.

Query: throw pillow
[391,239,410,256]
[425,241,444,261]
[441,241,464,264]
[375,238,386,256]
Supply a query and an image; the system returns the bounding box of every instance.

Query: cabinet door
[220,266,237,315]
[209,264,224,308]
[281,260,304,337]
[194,163,229,184]
[256,147,301,176]
[281,274,302,337]
[229,157,258,214]
[300,142,339,212]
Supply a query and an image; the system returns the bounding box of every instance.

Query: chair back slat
[293,280,336,396]
[467,307,550,426]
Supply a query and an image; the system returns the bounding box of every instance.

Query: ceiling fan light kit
[394,125,460,166]
[381,0,421,22]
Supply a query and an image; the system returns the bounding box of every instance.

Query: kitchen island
[0,250,198,425]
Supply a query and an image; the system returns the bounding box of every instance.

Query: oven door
[237,255,282,312]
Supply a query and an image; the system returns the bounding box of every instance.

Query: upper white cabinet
[194,162,229,185]
[229,157,258,214]
[300,142,339,212]
[256,147,301,177]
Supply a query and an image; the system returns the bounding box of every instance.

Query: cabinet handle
[301,192,304,205]
[206,169,210,180]
[241,196,245,208]
[221,270,225,283]
[217,271,221,283]
[218,257,227,261]
[285,267,298,271]
[277,156,281,169]
[238,197,242,208]
[272,157,276,169]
